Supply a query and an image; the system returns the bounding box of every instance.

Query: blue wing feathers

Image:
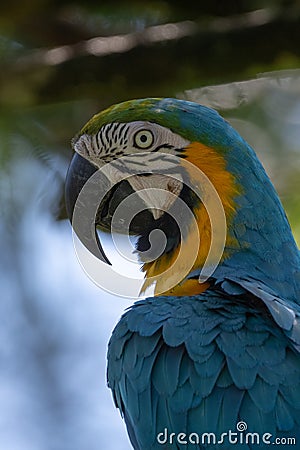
[186,340,215,362]
[236,328,269,346]
[279,383,300,409]
[226,357,257,389]
[217,386,245,432]
[239,392,276,436]
[107,288,300,449]
[215,366,233,389]
[193,348,224,378]
[125,375,140,423]
[246,335,286,365]
[162,320,191,347]
[152,346,182,396]
[191,366,222,399]
[217,334,258,368]
[275,394,295,431]
[169,380,194,413]
[248,376,278,413]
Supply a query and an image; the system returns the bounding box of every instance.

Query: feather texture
[108,290,300,449]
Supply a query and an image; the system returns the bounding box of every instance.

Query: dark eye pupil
[140,134,147,142]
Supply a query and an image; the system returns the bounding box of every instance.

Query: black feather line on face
[104,122,114,136]
[111,122,120,135]
[117,123,127,140]
[95,122,131,157]
[151,143,175,152]
[95,132,101,151]
[98,130,105,151]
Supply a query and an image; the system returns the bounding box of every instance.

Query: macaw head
[65,98,299,297]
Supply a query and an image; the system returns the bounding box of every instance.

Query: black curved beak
[65,152,111,265]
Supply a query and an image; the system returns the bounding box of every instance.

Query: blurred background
[1,1,300,449]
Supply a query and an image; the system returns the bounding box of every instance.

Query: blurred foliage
[1,0,300,108]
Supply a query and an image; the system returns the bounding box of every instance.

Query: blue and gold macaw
[65,98,300,449]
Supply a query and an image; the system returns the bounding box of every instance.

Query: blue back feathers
[108,293,300,449]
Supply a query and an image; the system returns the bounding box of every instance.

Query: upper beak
[65,152,111,265]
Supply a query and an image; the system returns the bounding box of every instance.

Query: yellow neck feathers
[141,142,240,296]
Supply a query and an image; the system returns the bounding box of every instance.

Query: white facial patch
[72,121,190,218]
[73,121,190,167]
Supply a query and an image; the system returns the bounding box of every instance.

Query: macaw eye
[133,129,154,149]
